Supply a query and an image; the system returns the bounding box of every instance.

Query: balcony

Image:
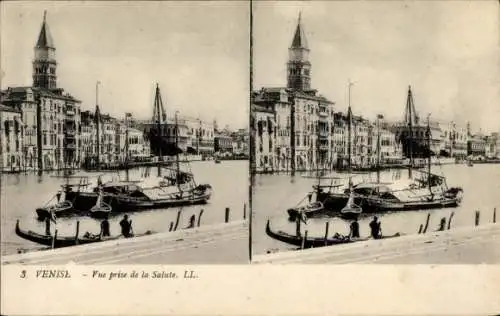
[319,130,329,138]
[65,143,76,150]
[319,144,329,151]
[318,110,329,117]
[65,108,75,116]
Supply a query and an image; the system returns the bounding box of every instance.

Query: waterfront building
[437,120,468,158]
[251,103,276,172]
[184,117,215,156]
[126,128,150,159]
[0,104,24,172]
[467,134,486,157]
[231,128,249,157]
[484,133,498,158]
[367,118,403,166]
[252,14,335,172]
[1,12,81,171]
[214,133,233,155]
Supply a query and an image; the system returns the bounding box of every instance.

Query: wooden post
[324,222,330,245]
[169,222,174,232]
[493,207,496,224]
[447,212,455,230]
[423,213,431,234]
[225,207,230,223]
[52,229,58,249]
[475,210,480,226]
[418,224,423,234]
[173,210,181,231]
[75,221,80,245]
[243,203,247,220]
[301,230,308,250]
[197,209,204,227]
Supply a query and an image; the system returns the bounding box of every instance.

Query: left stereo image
[0,1,250,265]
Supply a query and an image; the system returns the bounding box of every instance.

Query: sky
[1,1,250,130]
[254,1,500,133]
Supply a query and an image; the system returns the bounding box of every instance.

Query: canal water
[0,160,248,256]
[252,164,500,255]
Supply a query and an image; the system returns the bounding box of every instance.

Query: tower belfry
[404,85,419,126]
[287,12,311,91]
[152,83,167,125]
[33,10,57,89]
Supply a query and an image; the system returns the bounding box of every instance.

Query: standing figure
[101,218,110,237]
[350,219,360,238]
[369,216,381,239]
[119,215,132,237]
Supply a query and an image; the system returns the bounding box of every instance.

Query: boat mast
[153,83,164,177]
[427,114,431,189]
[347,80,355,188]
[95,81,101,171]
[125,113,130,182]
[376,114,382,183]
[175,111,181,181]
[406,86,414,179]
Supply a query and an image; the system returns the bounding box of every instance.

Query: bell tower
[287,12,311,91]
[33,11,57,90]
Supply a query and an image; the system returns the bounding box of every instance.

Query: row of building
[0,12,248,172]
[251,14,500,173]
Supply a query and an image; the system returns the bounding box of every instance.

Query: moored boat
[15,220,153,248]
[36,201,74,220]
[265,220,401,249]
[89,190,112,219]
[287,201,324,221]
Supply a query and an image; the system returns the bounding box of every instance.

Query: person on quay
[350,218,360,238]
[101,218,110,237]
[369,216,382,239]
[119,215,133,238]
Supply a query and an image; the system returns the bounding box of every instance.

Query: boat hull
[65,187,211,214]
[265,220,401,249]
[15,220,152,248]
[35,201,76,220]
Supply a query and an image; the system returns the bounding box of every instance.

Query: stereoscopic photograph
[1,1,249,265]
[251,1,500,264]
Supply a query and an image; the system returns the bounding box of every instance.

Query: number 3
[20,270,26,278]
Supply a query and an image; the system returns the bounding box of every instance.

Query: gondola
[265,220,401,249]
[36,201,75,220]
[15,220,153,249]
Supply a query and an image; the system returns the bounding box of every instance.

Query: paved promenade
[253,223,500,264]
[1,220,249,265]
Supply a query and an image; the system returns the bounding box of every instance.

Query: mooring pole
[52,229,58,249]
[324,222,330,245]
[75,221,80,245]
[423,213,431,234]
[447,212,455,230]
[225,207,230,223]
[197,209,204,227]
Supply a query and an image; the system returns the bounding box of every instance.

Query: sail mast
[95,81,101,170]
[376,114,382,183]
[406,86,414,179]
[175,111,180,180]
[154,83,163,177]
[427,114,431,189]
[125,113,130,182]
